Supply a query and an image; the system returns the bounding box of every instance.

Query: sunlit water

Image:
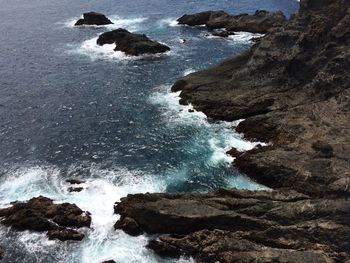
[0,0,298,262]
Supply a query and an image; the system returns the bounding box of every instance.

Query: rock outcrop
[177,10,286,34]
[172,0,350,197]
[96,28,170,56]
[75,12,113,26]
[0,196,91,241]
[115,189,350,262]
[114,0,350,262]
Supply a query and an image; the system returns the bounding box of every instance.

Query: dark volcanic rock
[0,247,3,259]
[114,216,142,236]
[0,196,91,241]
[211,30,235,38]
[172,0,350,197]
[47,228,84,241]
[177,10,286,34]
[177,11,229,26]
[96,28,170,56]
[68,187,84,192]
[115,189,350,262]
[75,12,113,26]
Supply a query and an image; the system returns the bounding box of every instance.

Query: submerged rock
[177,9,286,34]
[96,28,170,56]
[0,196,91,241]
[66,179,85,184]
[75,12,113,26]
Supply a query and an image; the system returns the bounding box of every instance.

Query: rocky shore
[115,0,350,262]
[177,10,286,34]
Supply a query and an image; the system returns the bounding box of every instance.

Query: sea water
[0,0,299,262]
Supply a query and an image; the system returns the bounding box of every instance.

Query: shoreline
[115,0,350,261]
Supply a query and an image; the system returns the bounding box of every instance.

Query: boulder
[96,28,170,56]
[114,216,142,236]
[75,12,113,26]
[0,196,91,241]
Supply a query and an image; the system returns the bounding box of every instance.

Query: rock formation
[115,189,350,262]
[75,12,113,26]
[96,28,170,56]
[115,0,350,261]
[0,196,91,241]
[177,10,286,34]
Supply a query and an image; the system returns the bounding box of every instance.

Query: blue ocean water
[0,0,299,262]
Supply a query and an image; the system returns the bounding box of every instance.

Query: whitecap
[228,31,265,43]
[182,68,196,76]
[0,164,173,263]
[157,18,179,28]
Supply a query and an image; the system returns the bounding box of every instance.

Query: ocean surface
[0,0,299,262]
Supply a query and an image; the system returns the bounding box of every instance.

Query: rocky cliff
[115,0,350,262]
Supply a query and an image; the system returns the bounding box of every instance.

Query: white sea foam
[71,36,128,61]
[228,31,265,43]
[183,68,196,76]
[0,164,182,263]
[205,31,264,43]
[157,18,179,28]
[149,86,265,167]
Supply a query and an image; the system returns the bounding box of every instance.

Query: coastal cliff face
[172,0,350,197]
[115,0,350,262]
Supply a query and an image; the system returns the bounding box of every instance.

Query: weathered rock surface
[116,189,350,262]
[75,12,113,26]
[0,247,3,259]
[177,10,286,34]
[97,28,170,56]
[0,196,91,241]
[172,0,350,197]
[115,0,350,262]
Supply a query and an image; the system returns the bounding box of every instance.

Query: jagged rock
[211,30,234,37]
[0,196,91,241]
[0,247,3,259]
[149,230,336,263]
[75,12,113,26]
[115,189,350,262]
[177,11,229,26]
[177,10,286,34]
[96,28,170,56]
[47,228,84,241]
[171,0,350,197]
